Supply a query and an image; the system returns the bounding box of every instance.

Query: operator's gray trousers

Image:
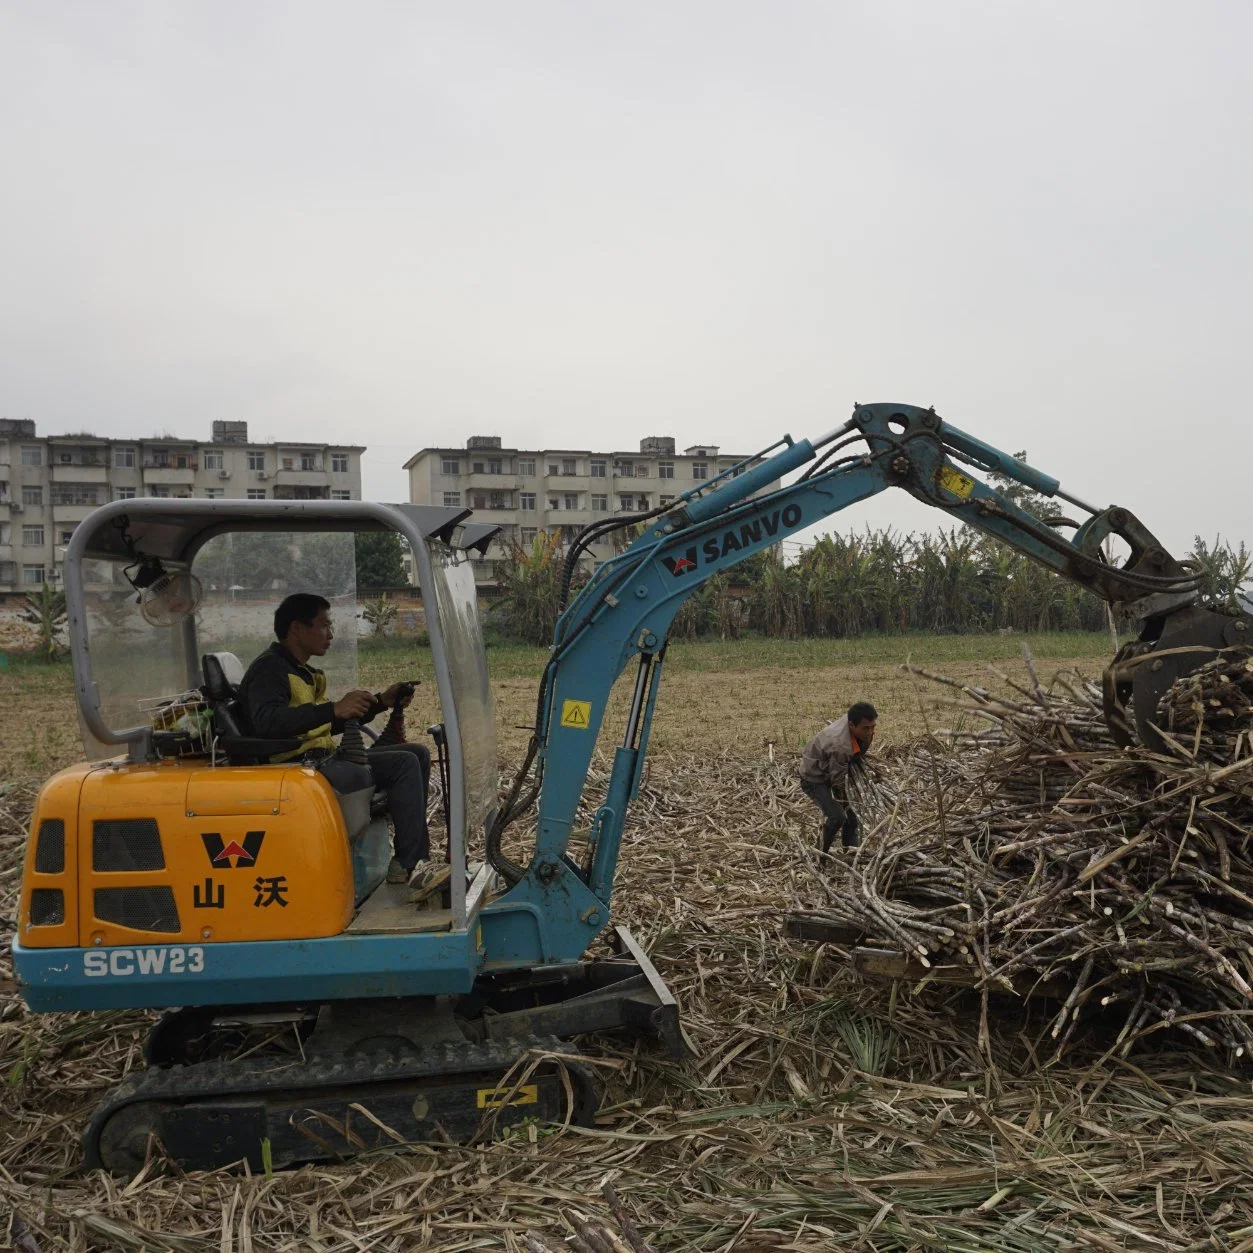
[320,742,432,869]
[800,779,860,852]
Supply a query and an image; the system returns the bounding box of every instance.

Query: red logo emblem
[662,546,699,577]
[201,831,266,869]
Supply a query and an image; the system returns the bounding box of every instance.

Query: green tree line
[495,527,1250,645]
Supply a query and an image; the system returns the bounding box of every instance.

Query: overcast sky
[2,1,1250,557]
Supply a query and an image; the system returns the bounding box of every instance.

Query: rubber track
[83,1033,582,1172]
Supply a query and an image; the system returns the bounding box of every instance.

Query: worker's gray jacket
[799,715,861,788]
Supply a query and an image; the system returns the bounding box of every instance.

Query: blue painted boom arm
[483,402,1200,969]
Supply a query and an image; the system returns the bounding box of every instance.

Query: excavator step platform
[346,880,454,935]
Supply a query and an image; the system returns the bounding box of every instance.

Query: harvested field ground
[3,632,1250,1250]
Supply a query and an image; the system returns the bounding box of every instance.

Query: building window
[331,453,349,474]
[547,462,559,476]
[591,494,608,512]
[443,491,462,507]
[22,565,45,586]
[518,458,535,476]
[21,446,42,467]
[488,457,503,474]
[519,492,536,511]
[301,453,317,471]
[202,450,223,470]
[547,495,560,511]
[471,494,486,509]
[490,491,509,509]
[660,494,675,507]
[637,495,650,510]
[520,527,538,546]
[635,463,649,477]
[59,529,75,545]
[115,487,137,500]
[21,486,42,506]
[51,485,100,506]
[149,485,170,498]
[659,461,674,479]
[247,450,265,471]
[0,561,15,584]
[114,446,136,469]
[282,457,294,470]
[590,459,606,478]
[618,494,634,512]
[204,488,225,499]
[441,456,460,475]
[331,489,351,500]
[22,525,45,546]
[562,458,577,475]
[247,489,266,500]
[691,462,708,480]
[614,459,633,477]
[563,493,579,510]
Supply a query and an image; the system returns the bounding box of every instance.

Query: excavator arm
[482,402,1247,958]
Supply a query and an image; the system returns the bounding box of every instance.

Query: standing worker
[799,702,877,853]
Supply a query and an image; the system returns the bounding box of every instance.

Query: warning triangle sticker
[560,699,592,729]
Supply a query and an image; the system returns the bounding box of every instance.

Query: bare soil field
[2,635,1249,1251]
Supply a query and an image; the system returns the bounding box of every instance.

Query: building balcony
[272,486,330,500]
[52,504,101,523]
[275,468,329,487]
[143,466,196,485]
[466,473,522,491]
[51,464,108,484]
[543,510,594,526]
[463,505,519,523]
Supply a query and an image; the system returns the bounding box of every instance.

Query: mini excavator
[12,402,1247,1173]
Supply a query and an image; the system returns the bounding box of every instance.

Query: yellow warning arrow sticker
[560,699,592,729]
[936,464,976,500]
[476,1083,538,1109]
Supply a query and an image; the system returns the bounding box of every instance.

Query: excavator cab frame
[14,500,516,1002]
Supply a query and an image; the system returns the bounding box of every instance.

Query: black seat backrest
[202,654,235,705]
[200,652,250,737]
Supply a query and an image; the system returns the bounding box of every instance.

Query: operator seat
[199,652,385,839]
[200,652,303,765]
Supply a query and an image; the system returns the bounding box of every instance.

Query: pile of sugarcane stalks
[790,647,1253,1061]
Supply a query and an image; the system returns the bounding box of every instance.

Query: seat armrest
[217,736,304,760]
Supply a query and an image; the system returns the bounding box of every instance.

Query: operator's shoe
[386,857,410,885]
[408,859,452,902]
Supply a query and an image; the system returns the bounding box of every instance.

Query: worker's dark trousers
[321,742,432,869]
[800,780,859,852]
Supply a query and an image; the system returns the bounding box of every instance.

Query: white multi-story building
[404,435,780,584]
[0,419,364,589]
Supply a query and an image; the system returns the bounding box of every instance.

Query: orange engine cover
[18,759,356,949]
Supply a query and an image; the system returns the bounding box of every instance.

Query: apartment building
[404,435,780,583]
[0,419,364,589]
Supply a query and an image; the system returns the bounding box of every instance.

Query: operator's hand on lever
[333,689,374,720]
[379,681,417,709]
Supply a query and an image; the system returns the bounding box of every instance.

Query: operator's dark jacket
[239,643,385,762]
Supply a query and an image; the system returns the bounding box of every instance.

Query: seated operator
[239,592,440,889]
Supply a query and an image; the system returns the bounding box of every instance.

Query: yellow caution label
[560,699,592,729]
[476,1083,539,1109]
[936,465,976,499]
